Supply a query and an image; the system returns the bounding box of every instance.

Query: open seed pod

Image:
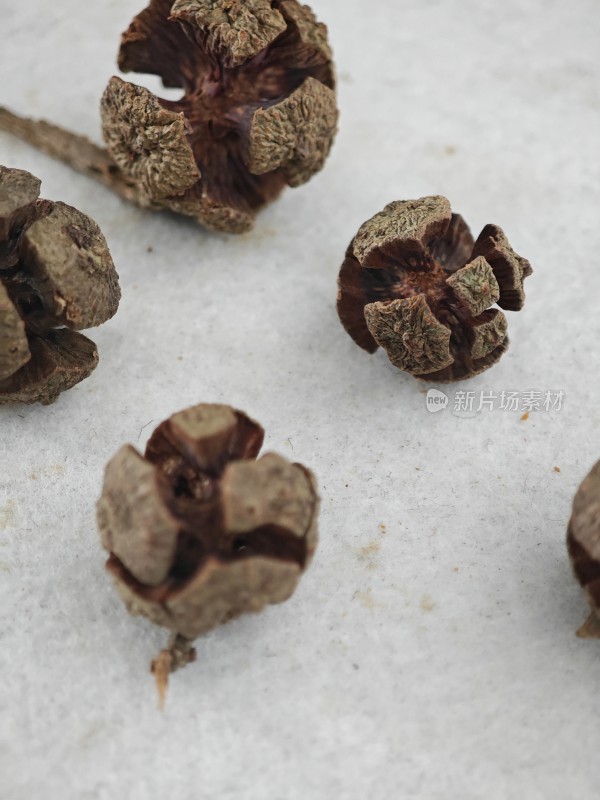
[567,460,600,638]
[100,0,338,232]
[97,403,319,704]
[0,166,120,405]
[0,1,337,233]
[337,196,532,382]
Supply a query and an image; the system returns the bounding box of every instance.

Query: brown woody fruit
[0,166,120,405]
[0,0,338,234]
[337,196,532,382]
[97,403,319,703]
[102,0,337,233]
[567,461,600,639]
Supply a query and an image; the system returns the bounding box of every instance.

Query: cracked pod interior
[101,0,338,233]
[97,404,320,640]
[337,196,532,382]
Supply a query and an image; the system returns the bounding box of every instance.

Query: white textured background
[1,1,599,798]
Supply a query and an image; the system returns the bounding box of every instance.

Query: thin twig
[0,106,148,208]
[150,634,197,710]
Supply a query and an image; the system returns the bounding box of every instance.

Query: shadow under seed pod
[337,196,532,382]
[0,166,121,405]
[97,403,320,707]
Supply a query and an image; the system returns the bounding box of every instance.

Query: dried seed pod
[102,0,337,232]
[0,0,338,234]
[337,196,532,382]
[567,461,600,638]
[0,166,120,405]
[97,403,319,700]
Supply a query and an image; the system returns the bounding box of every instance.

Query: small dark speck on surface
[554,466,561,473]
[421,595,436,613]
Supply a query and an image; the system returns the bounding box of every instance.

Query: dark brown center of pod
[143,413,308,587]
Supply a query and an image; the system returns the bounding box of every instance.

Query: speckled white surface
[1,1,600,798]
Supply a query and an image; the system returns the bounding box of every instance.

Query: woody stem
[0,106,147,208]
[150,634,196,710]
